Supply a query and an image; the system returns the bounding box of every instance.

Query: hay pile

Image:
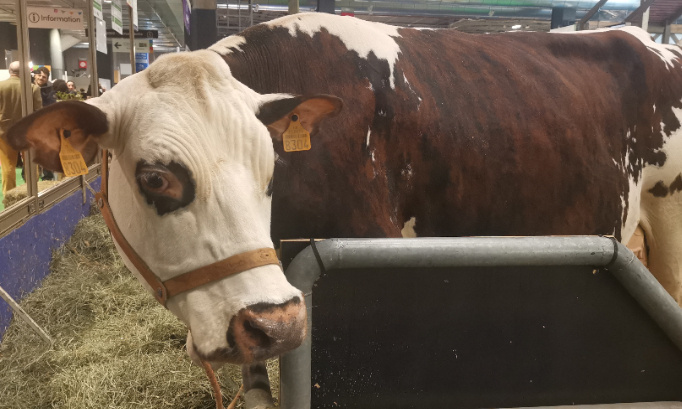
[2,180,60,208]
[0,213,279,408]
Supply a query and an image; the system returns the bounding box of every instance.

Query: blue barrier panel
[0,177,100,341]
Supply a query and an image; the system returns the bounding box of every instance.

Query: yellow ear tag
[282,114,311,152]
[59,129,89,177]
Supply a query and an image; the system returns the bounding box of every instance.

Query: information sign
[127,0,138,30]
[87,29,158,39]
[108,29,158,39]
[96,18,107,54]
[26,7,84,30]
[111,0,123,35]
[93,0,103,20]
[183,0,191,34]
[135,53,149,72]
[111,39,151,54]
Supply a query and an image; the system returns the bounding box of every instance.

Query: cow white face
[5,50,342,365]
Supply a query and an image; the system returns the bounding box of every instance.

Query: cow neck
[94,149,281,307]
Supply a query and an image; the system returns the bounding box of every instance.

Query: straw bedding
[3,180,60,208]
[0,213,279,408]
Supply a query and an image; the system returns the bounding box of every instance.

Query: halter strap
[95,149,280,307]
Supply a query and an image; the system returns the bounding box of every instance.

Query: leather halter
[94,149,281,307]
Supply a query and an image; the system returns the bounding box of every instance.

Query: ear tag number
[283,114,311,152]
[59,129,88,177]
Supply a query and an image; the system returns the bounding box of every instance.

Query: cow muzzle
[193,295,307,365]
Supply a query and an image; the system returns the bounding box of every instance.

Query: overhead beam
[578,0,609,31]
[647,23,682,34]
[663,23,672,44]
[624,0,656,24]
[665,3,682,25]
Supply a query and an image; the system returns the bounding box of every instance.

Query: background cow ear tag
[59,129,89,177]
[283,114,311,152]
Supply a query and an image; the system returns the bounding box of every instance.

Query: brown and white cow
[5,13,682,407]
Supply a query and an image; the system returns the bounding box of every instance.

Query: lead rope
[201,359,244,409]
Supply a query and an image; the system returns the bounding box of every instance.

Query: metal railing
[0,0,110,239]
[280,237,682,409]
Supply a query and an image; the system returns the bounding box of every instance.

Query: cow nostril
[243,319,272,348]
[226,326,237,348]
[225,297,307,361]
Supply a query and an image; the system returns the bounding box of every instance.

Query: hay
[3,180,60,208]
[0,213,279,408]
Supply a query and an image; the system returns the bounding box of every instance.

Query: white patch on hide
[209,35,248,55]
[401,163,413,179]
[401,217,418,238]
[403,74,416,94]
[266,13,402,88]
[366,127,371,147]
[643,106,682,187]
[617,131,642,244]
[619,26,680,70]
[627,105,682,246]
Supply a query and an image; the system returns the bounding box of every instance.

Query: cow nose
[227,295,307,362]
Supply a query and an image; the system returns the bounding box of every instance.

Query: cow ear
[5,100,109,172]
[256,94,343,141]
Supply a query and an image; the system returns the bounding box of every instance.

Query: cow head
[4,50,342,365]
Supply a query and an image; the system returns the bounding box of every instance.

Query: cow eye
[141,172,167,191]
[135,160,195,215]
[136,165,182,199]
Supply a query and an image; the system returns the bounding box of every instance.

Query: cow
[5,12,682,408]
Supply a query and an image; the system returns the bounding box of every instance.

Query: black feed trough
[278,237,682,409]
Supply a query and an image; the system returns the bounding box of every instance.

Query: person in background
[33,66,56,107]
[66,80,77,94]
[85,82,106,98]
[32,67,56,180]
[52,79,69,95]
[0,61,42,194]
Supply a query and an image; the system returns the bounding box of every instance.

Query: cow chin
[186,296,308,366]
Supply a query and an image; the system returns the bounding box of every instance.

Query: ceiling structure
[0,0,680,52]
[0,0,183,51]
[216,0,639,36]
[626,0,682,25]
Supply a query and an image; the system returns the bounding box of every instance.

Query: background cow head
[4,50,342,365]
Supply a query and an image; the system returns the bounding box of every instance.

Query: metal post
[641,0,650,32]
[288,0,299,15]
[663,23,672,45]
[129,5,136,75]
[15,0,37,202]
[577,0,608,31]
[85,0,101,202]
[0,285,53,345]
[87,0,100,99]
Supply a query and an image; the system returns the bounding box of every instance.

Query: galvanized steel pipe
[280,236,682,409]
